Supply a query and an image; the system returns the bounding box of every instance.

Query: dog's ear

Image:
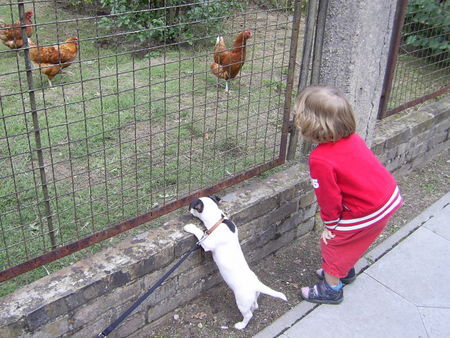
[189,199,204,214]
[208,195,221,205]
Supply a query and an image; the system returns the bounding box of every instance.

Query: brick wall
[372,96,449,174]
[0,98,448,337]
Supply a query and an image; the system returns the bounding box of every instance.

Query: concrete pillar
[319,0,397,145]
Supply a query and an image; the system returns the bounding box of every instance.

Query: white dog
[184,196,287,330]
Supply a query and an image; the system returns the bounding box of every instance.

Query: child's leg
[321,215,392,278]
[324,271,340,286]
[316,267,356,284]
[301,213,396,304]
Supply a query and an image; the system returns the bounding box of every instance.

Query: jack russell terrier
[184,196,287,330]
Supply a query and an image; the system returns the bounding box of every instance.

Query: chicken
[210,30,252,92]
[28,37,78,87]
[0,10,33,49]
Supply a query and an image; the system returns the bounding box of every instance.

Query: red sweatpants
[321,214,393,278]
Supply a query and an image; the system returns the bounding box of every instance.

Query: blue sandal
[300,279,343,304]
[316,267,356,285]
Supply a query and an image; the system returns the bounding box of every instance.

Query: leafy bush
[99,0,243,44]
[404,0,449,61]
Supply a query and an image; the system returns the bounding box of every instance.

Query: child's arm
[310,157,343,228]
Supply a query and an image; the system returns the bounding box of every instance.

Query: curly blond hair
[293,86,356,143]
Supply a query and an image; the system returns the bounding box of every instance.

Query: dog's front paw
[183,223,199,234]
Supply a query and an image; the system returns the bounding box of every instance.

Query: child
[293,85,402,304]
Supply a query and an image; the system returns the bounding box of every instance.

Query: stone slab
[366,227,450,308]
[419,306,450,338]
[365,192,450,263]
[423,202,450,241]
[282,273,427,338]
[253,301,316,338]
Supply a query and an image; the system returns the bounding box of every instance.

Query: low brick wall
[372,96,449,174]
[0,163,317,338]
[0,97,448,337]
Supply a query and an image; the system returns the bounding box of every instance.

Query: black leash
[97,241,201,337]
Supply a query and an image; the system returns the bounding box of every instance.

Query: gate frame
[0,0,304,282]
[378,0,450,119]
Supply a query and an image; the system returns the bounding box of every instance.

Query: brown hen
[0,10,33,49]
[28,37,78,87]
[210,30,252,92]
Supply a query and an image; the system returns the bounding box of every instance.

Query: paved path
[255,192,450,338]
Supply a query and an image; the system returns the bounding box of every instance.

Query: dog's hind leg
[251,292,260,312]
[234,307,253,330]
[234,292,256,330]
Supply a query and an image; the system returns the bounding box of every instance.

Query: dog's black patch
[189,199,204,214]
[208,195,221,205]
[223,219,236,233]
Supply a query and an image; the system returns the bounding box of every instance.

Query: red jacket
[309,133,402,231]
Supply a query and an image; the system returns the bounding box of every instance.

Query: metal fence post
[286,0,319,161]
[378,0,408,119]
[299,0,329,159]
[310,0,328,85]
[18,2,56,249]
[280,0,304,162]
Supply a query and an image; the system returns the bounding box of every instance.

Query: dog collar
[206,217,225,235]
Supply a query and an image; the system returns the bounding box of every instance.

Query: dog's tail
[257,282,287,301]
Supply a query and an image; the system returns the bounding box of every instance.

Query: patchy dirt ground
[148,150,449,337]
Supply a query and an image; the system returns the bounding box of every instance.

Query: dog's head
[188,195,236,233]
[189,195,221,221]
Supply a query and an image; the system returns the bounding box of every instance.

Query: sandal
[316,267,356,285]
[300,279,343,304]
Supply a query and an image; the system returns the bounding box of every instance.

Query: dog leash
[97,217,226,337]
[97,241,201,337]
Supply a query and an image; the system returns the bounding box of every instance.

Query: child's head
[293,86,356,143]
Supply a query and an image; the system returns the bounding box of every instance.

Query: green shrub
[404,0,449,62]
[99,0,243,44]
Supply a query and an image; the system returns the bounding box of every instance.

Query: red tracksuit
[309,133,402,278]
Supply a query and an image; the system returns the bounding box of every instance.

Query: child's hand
[321,229,335,245]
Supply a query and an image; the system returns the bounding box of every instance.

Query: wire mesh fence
[380,0,449,118]
[0,0,302,282]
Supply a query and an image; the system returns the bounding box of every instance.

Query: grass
[387,53,450,110]
[0,2,293,295]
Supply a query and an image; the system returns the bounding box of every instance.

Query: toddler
[294,86,402,304]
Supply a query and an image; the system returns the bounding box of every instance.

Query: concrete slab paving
[423,203,450,241]
[282,273,427,338]
[253,301,317,338]
[418,307,450,338]
[366,226,450,308]
[365,192,450,263]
